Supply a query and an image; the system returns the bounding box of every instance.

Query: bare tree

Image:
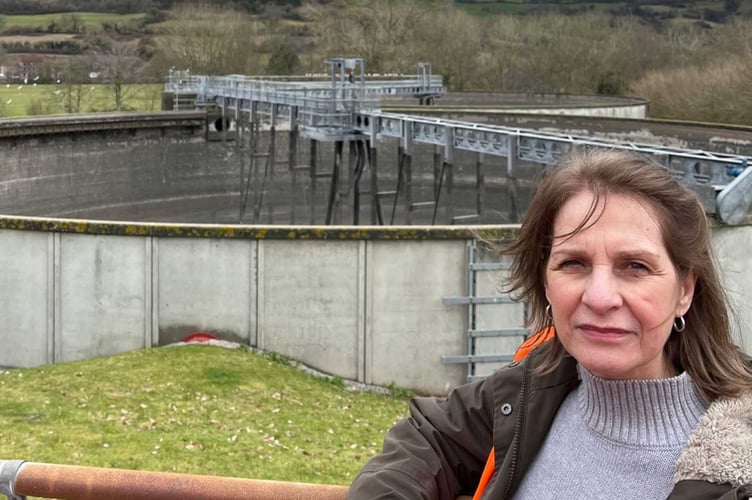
[89,34,147,111]
[52,57,96,113]
[258,16,303,75]
[151,1,262,75]
[481,13,670,94]
[630,19,752,125]
[410,3,482,91]
[301,0,432,74]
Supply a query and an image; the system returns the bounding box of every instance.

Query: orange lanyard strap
[472,448,496,500]
[512,327,555,363]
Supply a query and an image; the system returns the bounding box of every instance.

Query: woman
[348,149,752,499]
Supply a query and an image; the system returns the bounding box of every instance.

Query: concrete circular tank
[3,94,752,226]
[2,100,752,395]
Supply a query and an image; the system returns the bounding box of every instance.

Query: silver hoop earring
[673,315,686,333]
[545,304,553,321]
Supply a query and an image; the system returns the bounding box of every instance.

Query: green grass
[0,83,165,118]
[0,344,409,485]
[1,12,145,32]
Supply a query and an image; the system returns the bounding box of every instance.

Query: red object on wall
[183,332,218,343]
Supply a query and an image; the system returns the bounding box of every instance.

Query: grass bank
[0,344,409,486]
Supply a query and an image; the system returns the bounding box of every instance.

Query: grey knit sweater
[512,365,708,499]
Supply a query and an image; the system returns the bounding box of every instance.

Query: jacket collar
[674,391,752,487]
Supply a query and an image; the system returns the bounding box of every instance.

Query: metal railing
[165,62,444,134]
[360,111,752,224]
[0,460,348,500]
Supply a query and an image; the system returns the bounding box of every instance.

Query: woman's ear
[677,271,697,316]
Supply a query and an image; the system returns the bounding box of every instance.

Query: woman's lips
[578,324,632,341]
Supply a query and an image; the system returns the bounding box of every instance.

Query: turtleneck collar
[577,365,708,447]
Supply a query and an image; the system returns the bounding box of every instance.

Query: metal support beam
[258,110,277,223]
[507,135,520,223]
[476,153,484,223]
[309,139,317,225]
[288,107,299,224]
[368,142,380,225]
[325,141,343,225]
[390,147,406,225]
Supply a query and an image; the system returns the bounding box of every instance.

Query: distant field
[1,12,145,32]
[0,83,164,118]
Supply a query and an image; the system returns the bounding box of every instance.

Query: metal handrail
[0,460,348,500]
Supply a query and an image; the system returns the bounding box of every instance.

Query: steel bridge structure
[164,57,752,226]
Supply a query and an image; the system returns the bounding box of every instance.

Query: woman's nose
[581,266,623,311]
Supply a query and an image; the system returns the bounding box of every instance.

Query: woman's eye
[560,259,583,268]
[627,262,649,272]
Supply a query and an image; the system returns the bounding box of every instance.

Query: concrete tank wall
[479,106,647,118]
[0,221,749,395]
[385,92,650,119]
[2,112,751,394]
[4,112,752,227]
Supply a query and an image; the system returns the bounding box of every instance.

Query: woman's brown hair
[503,147,752,402]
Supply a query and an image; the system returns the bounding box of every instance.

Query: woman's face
[545,190,696,380]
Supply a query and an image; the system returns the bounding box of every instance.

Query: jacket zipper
[500,359,531,499]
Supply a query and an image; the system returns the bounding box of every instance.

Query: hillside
[1,0,751,124]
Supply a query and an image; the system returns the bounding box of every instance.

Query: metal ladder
[441,240,530,382]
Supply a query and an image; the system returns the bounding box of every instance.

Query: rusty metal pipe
[4,461,348,500]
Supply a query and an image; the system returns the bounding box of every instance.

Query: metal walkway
[165,58,752,225]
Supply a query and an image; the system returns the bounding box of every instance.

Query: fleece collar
[674,391,752,487]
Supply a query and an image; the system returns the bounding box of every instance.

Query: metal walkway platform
[164,58,752,225]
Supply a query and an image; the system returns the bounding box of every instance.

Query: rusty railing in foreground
[0,460,349,500]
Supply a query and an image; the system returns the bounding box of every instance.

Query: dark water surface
[1,131,541,226]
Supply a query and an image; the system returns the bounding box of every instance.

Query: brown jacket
[348,344,752,499]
